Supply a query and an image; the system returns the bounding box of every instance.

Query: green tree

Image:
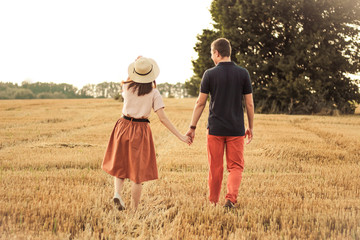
[14,89,35,99]
[157,82,172,97]
[184,76,201,97]
[21,82,80,98]
[192,0,360,114]
[79,84,96,97]
[0,82,21,99]
[185,29,220,97]
[157,82,189,98]
[37,92,67,99]
[91,82,122,98]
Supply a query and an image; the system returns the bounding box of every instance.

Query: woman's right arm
[155,108,191,144]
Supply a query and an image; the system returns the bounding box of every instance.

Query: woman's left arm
[155,108,191,144]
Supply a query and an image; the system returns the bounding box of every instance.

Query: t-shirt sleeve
[243,70,253,94]
[200,70,210,94]
[153,89,165,112]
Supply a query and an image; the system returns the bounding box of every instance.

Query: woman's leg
[113,177,126,210]
[131,181,142,210]
[114,177,125,195]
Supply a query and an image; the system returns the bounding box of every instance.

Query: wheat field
[0,98,359,239]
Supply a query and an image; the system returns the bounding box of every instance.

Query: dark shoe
[224,199,235,209]
[113,193,126,211]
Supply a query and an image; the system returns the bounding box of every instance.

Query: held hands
[245,128,253,144]
[180,135,192,146]
[186,129,195,144]
[179,128,195,146]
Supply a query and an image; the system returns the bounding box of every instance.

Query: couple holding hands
[102,38,254,211]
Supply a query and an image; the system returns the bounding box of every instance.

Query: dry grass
[0,99,359,239]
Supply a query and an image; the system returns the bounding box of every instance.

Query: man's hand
[245,128,253,144]
[186,93,207,145]
[186,129,195,144]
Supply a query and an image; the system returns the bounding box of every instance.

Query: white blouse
[122,84,165,119]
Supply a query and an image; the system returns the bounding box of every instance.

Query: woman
[102,56,191,210]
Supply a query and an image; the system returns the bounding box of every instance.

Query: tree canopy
[188,0,360,114]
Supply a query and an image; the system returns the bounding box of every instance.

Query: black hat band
[133,65,153,76]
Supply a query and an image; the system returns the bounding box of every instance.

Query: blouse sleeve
[152,89,165,112]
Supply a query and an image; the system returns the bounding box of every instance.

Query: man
[186,38,254,208]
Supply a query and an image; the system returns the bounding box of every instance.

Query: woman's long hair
[122,79,156,96]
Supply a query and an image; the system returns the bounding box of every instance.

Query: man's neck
[216,57,231,64]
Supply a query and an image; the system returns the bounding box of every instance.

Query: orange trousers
[207,134,245,204]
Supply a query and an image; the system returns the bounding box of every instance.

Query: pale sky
[0,0,214,89]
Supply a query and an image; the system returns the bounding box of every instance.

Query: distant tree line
[80,82,122,99]
[187,0,360,114]
[157,82,190,98]
[0,81,190,99]
[0,82,92,99]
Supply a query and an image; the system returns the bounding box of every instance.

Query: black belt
[123,115,150,123]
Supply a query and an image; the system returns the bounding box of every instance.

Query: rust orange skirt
[102,118,158,183]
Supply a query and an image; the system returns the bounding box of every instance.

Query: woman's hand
[155,108,192,146]
[180,135,192,145]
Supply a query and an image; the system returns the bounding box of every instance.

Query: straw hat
[128,57,160,83]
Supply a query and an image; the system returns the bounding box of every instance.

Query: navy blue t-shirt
[200,61,252,136]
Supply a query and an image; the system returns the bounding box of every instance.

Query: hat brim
[128,58,160,83]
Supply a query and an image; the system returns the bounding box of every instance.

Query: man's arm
[244,93,254,144]
[186,93,208,141]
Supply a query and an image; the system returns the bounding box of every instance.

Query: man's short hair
[211,38,231,57]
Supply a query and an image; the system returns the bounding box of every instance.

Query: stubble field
[0,98,360,239]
